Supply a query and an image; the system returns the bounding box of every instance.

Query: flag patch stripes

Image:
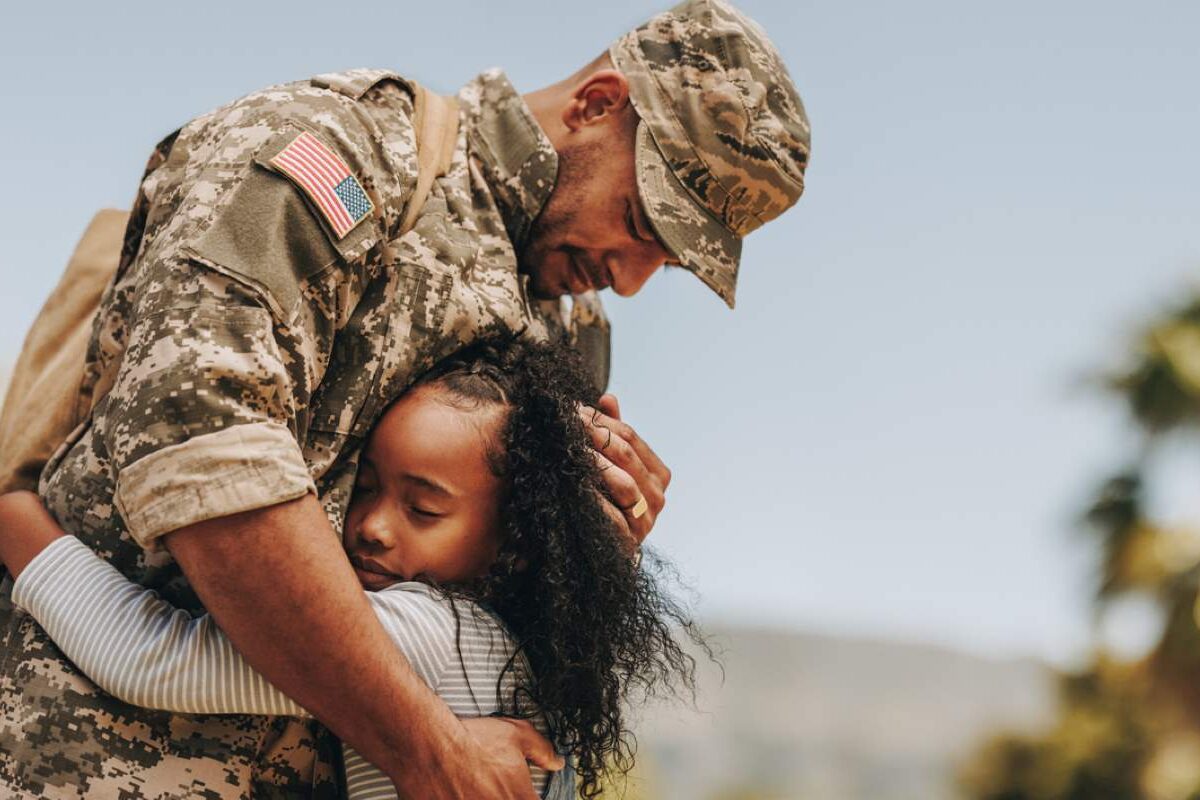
[269,131,374,239]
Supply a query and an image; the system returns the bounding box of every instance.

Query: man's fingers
[607,412,671,492]
[581,407,668,508]
[578,395,671,543]
[593,451,654,544]
[583,414,652,490]
[590,458,636,543]
[598,393,621,420]
[591,450,642,508]
[588,406,668,487]
[458,716,561,799]
[503,718,565,771]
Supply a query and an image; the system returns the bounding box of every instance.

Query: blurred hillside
[625,626,1055,800]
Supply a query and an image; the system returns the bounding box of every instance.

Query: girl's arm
[12,534,311,715]
[3,492,453,716]
[2,491,559,798]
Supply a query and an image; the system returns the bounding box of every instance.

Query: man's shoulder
[308,68,415,103]
[229,68,417,125]
[150,68,423,312]
[184,68,420,199]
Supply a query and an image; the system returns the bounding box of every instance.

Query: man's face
[520,136,675,300]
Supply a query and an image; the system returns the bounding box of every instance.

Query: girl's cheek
[342,509,362,548]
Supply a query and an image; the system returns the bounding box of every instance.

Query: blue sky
[2,0,1198,666]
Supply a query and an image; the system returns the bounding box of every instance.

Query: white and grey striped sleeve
[13,536,558,799]
[340,585,556,799]
[9,536,456,716]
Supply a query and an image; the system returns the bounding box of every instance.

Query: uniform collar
[460,69,558,252]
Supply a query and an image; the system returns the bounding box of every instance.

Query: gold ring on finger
[629,494,649,520]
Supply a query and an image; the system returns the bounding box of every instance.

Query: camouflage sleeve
[102,116,389,550]
[106,285,315,549]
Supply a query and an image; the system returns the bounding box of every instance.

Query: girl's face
[343,386,506,590]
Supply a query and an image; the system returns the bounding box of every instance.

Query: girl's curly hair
[413,332,706,798]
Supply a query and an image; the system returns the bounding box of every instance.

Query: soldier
[0,0,809,798]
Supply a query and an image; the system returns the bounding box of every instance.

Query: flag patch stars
[269,131,374,239]
[333,176,372,225]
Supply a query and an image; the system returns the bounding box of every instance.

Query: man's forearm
[163,492,466,784]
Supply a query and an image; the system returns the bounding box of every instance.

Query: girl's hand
[0,491,65,579]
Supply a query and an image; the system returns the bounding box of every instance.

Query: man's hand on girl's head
[0,490,66,580]
[580,393,671,546]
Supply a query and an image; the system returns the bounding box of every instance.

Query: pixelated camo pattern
[611,0,811,307]
[0,68,605,798]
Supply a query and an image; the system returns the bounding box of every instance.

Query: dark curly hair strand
[413,333,708,798]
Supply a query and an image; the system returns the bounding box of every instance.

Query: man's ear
[562,69,631,131]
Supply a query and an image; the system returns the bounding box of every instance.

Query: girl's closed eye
[337,334,705,798]
[409,504,444,520]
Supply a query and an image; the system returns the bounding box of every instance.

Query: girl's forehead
[366,387,504,486]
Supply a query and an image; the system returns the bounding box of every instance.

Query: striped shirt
[12,536,575,800]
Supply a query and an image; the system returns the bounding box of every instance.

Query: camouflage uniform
[0,68,603,799]
[0,0,812,795]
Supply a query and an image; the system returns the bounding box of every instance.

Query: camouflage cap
[610,0,810,308]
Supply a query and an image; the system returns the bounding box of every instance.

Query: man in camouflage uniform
[0,1,809,798]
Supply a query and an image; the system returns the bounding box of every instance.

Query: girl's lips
[352,559,401,589]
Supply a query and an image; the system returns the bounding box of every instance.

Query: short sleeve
[92,74,419,548]
[366,585,458,690]
[107,291,318,549]
[103,120,386,549]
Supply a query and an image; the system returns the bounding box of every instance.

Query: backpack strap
[400,82,460,236]
[0,209,127,493]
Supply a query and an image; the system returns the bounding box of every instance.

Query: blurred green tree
[961,298,1200,800]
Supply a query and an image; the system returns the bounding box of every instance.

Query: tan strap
[401,83,460,235]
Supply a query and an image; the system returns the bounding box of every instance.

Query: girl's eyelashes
[409,505,445,520]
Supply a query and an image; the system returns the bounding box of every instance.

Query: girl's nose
[358,508,396,549]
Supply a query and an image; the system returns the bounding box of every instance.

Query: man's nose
[607,250,663,297]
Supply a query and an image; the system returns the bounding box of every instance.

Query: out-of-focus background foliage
[3,0,1200,798]
[957,300,1200,800]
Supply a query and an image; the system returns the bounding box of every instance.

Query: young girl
[0,335,702,800]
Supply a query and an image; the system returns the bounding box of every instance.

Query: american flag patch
[269,131,374,239]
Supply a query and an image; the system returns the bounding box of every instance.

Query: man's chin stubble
[517,249,567,300]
